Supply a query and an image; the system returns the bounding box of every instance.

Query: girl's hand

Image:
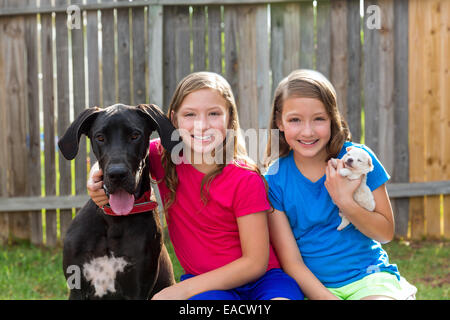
[87,163,109,207]
[324,159,361,212]
[151,282,190,300]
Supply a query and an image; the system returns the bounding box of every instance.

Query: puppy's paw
[337,215,350,231]
[339,168,352,177]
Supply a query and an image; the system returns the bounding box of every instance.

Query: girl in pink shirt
[88,72,303,300]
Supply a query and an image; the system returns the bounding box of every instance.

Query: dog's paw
[337,215,350,231]
[339,168,352,177]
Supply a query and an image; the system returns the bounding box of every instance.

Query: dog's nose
[345,158,353,167]
[107,164,128,182]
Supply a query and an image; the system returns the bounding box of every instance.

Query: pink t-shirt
[149,139,280,275]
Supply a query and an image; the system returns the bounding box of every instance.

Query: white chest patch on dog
[83,254,128,297]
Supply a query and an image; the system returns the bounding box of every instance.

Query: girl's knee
[360,295,395,300]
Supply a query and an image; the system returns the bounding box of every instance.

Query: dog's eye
[96,135,105,142]
[131,132,140,140]
[357,159,362,162]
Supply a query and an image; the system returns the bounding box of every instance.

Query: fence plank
[364,0,380,154]
[299,1,314,69]
[86,0,99,165]
[0,195,90,211]
[346,0,361,143]
[409,0,426,239]
[224,5,239,104]
[316,0,331,79]
[386,181,450,198]
[148,5,163,107]
[442,0,450,239]
[101,7,116,106]
[392,0,409,238]
[0,1,10,244]
[163,5,190,109]
[330,0,348,122]
[56,0,73,243]
[270,2,300,96]
[424,0,444,238]
[10,0,31,243]
[255,4,270,132]
[41,11,57,246]
[208,5,222,74]
[132,5,146,105]
[192,6,206,72]
[163,5,177,109]
[269,3,284,96]
[24,0,42,245]
[236,5,262,131]
[71,0,87,199]
[87,0,101,109]
[377,0,395,176]
[0,2,30,243]
[0,75,7,244]
[117,0,131,104]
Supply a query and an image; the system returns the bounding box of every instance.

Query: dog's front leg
[338,168,352,177]
[337,211,350,231]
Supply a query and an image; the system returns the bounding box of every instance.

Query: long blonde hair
[161,72,265,214]
[265,69,352,168]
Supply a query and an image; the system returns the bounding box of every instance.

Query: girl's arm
[268,209,339,300]
[152,211,270,300]
[325,159,395,243]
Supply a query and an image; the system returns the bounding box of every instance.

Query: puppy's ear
[136,104,182,152]
[367,156,374,172]
[346,146,353,152]
[58,107,103,160]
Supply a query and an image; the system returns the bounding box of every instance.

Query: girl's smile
[278,97,331,162]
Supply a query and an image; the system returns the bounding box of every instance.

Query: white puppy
[331,147,375,231]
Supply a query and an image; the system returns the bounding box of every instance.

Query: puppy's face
[341,147,374,175]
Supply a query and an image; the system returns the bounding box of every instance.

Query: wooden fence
[0,0,449,246]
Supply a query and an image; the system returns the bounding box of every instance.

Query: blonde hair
[161,72,266,215]
[265,69,352,168]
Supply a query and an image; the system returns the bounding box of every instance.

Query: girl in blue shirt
[264,69,417,300]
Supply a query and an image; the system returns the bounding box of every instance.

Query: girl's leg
[188,289,240,300]
[360,295,395,300]
[250,269,304,300]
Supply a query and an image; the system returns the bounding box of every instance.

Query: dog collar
[102,191,158,216]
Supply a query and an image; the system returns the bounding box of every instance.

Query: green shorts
[327,272,417,300]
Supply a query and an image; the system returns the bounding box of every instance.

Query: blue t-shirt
[264,141,400,288]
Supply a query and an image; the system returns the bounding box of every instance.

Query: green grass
[0,239,448,300]
[383,240,449,300]
[0,236,183,300]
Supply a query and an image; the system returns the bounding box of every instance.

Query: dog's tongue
[109,189,134,215]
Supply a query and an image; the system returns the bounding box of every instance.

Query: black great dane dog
[58,104,179,299]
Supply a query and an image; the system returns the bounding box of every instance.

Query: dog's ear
[346,146,353,152]
[367,156,374,172]
[136,104,181,152]
[58,107,103,160]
